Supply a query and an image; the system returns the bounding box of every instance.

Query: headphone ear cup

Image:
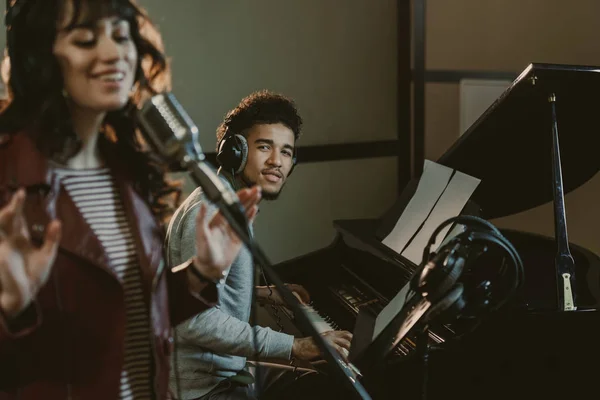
[424,283,466,323]
[419,250,465,303]
[233,134,248,173]
[216,133,248,174]
[216,137,232,169]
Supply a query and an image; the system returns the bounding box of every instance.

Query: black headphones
[413,215,524,324]
[216,126,298,176]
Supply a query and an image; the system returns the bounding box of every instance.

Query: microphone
[136,92,249,235]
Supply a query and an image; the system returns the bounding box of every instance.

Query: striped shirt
[53,166,153,400]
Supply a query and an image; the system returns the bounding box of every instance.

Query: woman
[0,0,260,399]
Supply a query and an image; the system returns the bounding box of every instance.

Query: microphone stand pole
[416,328,430,400]
[184,158,371,400]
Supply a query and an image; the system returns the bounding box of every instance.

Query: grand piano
[261,63,600,400]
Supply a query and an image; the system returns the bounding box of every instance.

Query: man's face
[241,123,295,200]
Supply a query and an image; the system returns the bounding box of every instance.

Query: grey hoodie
[166,182,294,400]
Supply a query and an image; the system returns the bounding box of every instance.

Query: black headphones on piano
[413,215,524,324]
[216,125,298,176]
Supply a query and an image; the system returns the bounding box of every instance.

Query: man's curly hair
[216,90,303,149]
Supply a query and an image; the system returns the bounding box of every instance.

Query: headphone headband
[415,214,524,326]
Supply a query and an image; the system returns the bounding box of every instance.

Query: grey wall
[0,1,399,263]
[422,0,600,257]
[136,0,400,262]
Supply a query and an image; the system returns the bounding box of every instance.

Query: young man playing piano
[165,90,353,400]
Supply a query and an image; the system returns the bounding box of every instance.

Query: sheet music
[381,160,453,254]
[372,280,413,340]
[374,162,479,341]
[401,170,481,263]
[391,297,431,348]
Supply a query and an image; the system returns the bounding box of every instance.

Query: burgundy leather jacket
[0,132,217,399]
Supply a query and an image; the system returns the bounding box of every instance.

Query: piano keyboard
[299,303,362,378]
[281,285,447,360]
[300,302,340,333]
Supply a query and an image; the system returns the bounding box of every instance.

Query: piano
[260,63,600,400]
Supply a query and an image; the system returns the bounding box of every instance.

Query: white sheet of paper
[381,160,454,254]
[391,298,432,348]
[372,280,413,340]
[401,170,481,264]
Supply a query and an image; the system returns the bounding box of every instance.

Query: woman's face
[52,2,138,113]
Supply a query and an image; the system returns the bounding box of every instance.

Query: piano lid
[437,63,600,219]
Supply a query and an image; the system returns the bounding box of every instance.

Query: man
[166,90,352,400]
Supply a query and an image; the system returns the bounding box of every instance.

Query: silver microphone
[137,92,204,162]
[137,92,248,232]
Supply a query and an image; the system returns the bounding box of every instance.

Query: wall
[138,0,400,262]
[423,0,600,256]
[0,0,401,263]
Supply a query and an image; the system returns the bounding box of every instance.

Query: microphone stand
[416,328,430,400]
[182,156,372,400]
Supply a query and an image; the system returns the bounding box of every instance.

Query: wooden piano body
[260,64,600,400]
[262,219,600,399]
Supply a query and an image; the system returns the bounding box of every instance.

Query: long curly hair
[0,0,180,221]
